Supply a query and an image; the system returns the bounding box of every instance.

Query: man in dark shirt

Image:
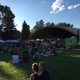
[39,62,51,80]
[23,51,29,63]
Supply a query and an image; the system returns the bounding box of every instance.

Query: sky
[0,0,80,31]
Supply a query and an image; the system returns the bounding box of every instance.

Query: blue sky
[0,0,80,31]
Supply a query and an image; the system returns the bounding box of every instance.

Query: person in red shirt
[45,49,51,56]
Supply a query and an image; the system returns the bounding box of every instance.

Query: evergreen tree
[56,22,73,27]
[16,30,21,40]
[32,20,45,32]
[0,4,17,40]
[21,21,30,40]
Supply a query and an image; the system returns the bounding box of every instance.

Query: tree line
[0,4,74,40]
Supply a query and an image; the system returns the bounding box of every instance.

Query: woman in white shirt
[12,53,19,64]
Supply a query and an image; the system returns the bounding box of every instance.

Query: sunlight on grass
[0,48,80,80]
[68,55,80,58]
[74,49,80,50]
[57,51,63,53]
[0,61,28,80]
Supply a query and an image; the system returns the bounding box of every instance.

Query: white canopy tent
[0,39,5,43]
[5,40,20,43]
[5,40,13,43]
[13,40,20,43]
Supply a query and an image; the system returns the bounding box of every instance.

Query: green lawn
[0,47,80,80]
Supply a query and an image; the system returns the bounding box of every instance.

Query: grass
[0,47,80,80]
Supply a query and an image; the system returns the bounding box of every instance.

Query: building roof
[28,26,80,40]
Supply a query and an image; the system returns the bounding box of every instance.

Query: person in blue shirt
[32,49,40,60]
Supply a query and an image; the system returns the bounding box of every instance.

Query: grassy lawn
[0,47,80,80]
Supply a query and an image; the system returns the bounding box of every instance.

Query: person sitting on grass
[27,63,42,80]
[14,48,19,54]
[39,62,51,80]
[22,51,29,63]
[29,46,32,54]
[32,49,40,60]
[11,53,19,64]
[44,49,51,57]
[51,45,57,56]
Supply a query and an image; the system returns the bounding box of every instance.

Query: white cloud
[68,4,80,9]
[50,0,65,14]
[41,1,47,4]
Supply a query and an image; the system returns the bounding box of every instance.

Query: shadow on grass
[0,66,16,80]
[0,48,80,80]
[11,53,80,80]
[11,59,41,78]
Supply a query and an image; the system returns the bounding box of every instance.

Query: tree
[31,20,74,35]
[56,22,73,28]
[30,29,35,35]
[0,4,17,40]
[21,21,30,40]
[45,22,55,27]
[45,22,51,27]
[50,22,55,27]
[0,5,4,38]
[32,20,45,32]
[16,30,21,40]
[0,25,2,38]
[39,20,44,28]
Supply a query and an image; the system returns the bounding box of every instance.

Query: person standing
[70,40,74,51]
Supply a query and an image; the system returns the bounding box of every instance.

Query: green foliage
[21,21,30,40]
[0,48,80,80]
[30,29,35,35]
[45,22,55,27]
[0,4,74,39]
[16,30,21,40]
[31,20,74,34]
[32,20,45,33]
[56,22,73,27]
[0,4,17,40]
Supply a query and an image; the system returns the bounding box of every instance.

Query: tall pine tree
[21,21,30,40]
[0,4,17,40]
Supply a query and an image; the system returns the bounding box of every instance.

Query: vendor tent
[6,40,13,42]
[6,40,20,43]
[13,40,20,43]
[0,39,5,43]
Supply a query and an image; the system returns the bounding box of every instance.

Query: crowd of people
[11,51,29,64]
[0,41,57,80]
[9,41,53,80]
[0,43,25,54]
[1,40,73,65]
[0,39,75,80]
[29,41,57,57]
[11,41,57,64]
